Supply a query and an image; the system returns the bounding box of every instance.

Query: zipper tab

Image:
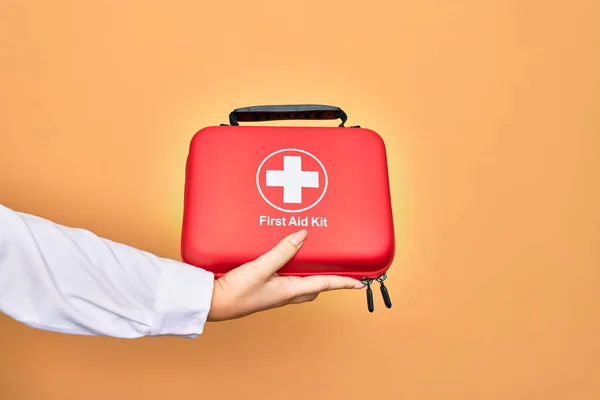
[361,278,375,313]
[376,273,392,309]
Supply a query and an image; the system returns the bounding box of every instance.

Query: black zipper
[360,273,392,313]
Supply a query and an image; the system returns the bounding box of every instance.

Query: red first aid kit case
[181,105,395,311]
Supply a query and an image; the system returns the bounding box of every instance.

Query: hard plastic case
[181,105,395,311]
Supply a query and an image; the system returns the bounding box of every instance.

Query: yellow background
[1,1,599,399]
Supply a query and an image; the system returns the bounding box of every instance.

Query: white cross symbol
[265,156,319,204]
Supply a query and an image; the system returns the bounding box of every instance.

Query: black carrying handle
[228,104,348,127]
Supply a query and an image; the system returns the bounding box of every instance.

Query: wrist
[207,278,225,322]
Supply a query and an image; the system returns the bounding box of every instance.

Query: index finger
[289,275,365,297]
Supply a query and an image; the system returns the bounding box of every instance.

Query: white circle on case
[256,148,328,213]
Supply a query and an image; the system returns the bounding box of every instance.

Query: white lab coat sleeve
[0,204,215,339]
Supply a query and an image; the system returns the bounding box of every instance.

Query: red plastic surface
[180,125,395,280]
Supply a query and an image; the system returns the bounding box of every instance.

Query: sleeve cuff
[150,260,215,338]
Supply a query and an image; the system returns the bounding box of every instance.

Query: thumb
[246,229,308,280]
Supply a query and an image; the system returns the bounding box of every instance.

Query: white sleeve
[0,204,214,339]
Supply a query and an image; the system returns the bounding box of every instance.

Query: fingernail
[290,229,307,247]
[354,282,366,289]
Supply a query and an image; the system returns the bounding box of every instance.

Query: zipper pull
[361,278,375,313]
[376,274,392,309]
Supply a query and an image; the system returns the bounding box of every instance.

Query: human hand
[207,229,365,321]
